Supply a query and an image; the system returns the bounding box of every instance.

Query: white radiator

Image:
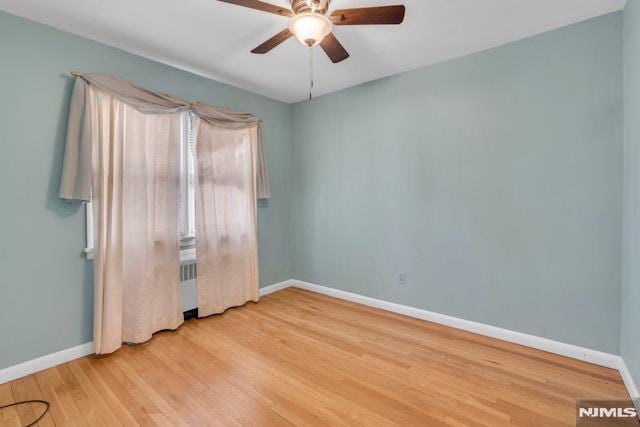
[180,261,197,311]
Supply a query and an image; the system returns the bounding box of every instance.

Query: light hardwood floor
[0,287,636,426]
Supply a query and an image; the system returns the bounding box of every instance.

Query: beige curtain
[90,87,183,354]
[196,123,260,316]
[60,74,270,203]
[59,74,270,351]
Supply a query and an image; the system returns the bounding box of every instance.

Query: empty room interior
[1,0,640,425]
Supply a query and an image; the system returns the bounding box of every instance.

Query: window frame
[179,112,197,247]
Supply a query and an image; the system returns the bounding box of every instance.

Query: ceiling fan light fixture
[288,12,333,46]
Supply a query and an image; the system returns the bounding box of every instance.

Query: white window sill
[84,247,196,263]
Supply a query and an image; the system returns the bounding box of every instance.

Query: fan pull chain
[309,45,314,101]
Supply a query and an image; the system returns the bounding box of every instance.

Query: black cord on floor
[0,400,50,426]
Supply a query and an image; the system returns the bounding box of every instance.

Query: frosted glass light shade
[288,12,333,46]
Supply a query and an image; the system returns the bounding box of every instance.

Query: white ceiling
[0,0,626,103]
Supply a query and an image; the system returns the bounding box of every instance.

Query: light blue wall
[291,13,623,353]
[622,1,640,392]
[0,11,292,369]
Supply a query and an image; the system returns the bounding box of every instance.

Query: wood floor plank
[89,357,157,426]
[0,288,636,426]
[178,322,356,426]
[34,368,88,426]
[172,325,330,426]
[121,345,218,426]
[9,375,55,427]
[60,360,123,426]
[206,310,445,424]
[114,348,205,425]
[215,302,502,426]
[148,333,292,426]
[108,354,191,425]
[0,383,21,427]
[98,354,175,426]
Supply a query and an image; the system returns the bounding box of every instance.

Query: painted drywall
[622,0,640,392]
[292,13,623,353]
[0,11,292,370]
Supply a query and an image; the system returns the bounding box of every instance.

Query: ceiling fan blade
[217,0,292,17]
[320,33,350,64]
[251,28,294,54]
[331,5,405,25]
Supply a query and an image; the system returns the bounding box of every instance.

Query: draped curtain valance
[59,73,271,202]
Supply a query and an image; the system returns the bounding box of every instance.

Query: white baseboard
[260,279,294,296]
[0,342,93,385]
[618,359,640,409]
[290,280,621,369]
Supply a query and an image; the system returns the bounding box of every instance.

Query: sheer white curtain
[196,123,260,316]
[90,87,183,354]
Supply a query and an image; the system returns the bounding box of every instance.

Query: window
[85,112,198,260]
[179,112,197,247]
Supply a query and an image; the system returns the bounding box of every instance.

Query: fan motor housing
[291,0,330,15]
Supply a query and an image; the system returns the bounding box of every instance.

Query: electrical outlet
[398,272,407,285]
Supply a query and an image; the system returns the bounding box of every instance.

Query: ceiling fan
[218,0,406,64]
